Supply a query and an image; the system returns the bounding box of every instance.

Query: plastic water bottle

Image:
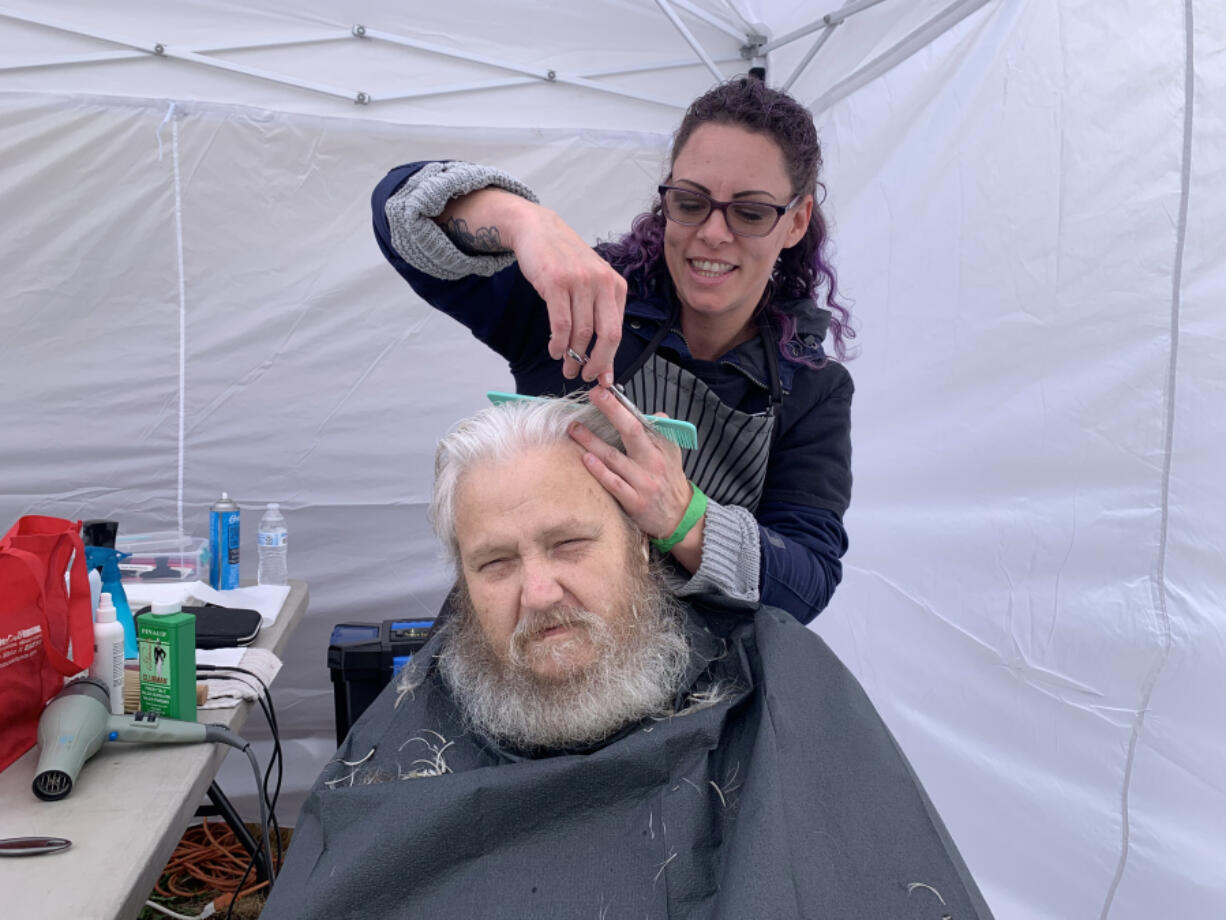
[257,503,289,586]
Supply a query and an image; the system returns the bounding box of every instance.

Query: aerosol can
[209,492,240,589]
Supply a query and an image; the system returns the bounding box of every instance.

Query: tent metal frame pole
[781,24,839,93]
[376,77,536,103]
[0,7,732,110]
[760,0,890,54]
[807,0,992,113]
[363,26,682,109]
[653,0,725,82]
[0,10,363,100]
[0,5,152,52]
[363,27,555,83]
[0,39,737,85]
[0,50,141,71]
[178,32,350,54]
[668,0,751,43]
[0,30,361,73]
[583,54,744,78]
[376,51,749,103]
[156,45,359,101]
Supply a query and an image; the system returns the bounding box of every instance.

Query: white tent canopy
[1,2,1222,918]
[0,0,993,128]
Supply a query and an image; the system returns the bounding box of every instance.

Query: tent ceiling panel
[0,1,747,130]
[0,1,986,132]
[765,0,995,109]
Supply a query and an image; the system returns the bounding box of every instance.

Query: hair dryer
[33,677,240,801]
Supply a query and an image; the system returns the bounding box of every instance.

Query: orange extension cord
[150,818,280,914]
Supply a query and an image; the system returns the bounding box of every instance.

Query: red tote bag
[0,515,95,773]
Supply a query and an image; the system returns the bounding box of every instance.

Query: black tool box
[327,619,434,744]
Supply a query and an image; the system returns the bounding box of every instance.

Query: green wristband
[650,483,708,554]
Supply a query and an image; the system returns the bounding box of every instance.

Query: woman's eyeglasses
[658,185,800,238]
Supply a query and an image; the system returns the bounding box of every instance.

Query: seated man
[263,396,993,919]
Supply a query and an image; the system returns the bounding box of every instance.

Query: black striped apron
[618,319,782,514]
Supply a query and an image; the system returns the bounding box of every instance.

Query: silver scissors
[562,348,698,448]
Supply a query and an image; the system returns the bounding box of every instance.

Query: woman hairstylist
[372,77,854,625]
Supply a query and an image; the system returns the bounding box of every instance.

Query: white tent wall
[820,2,1226,915]
[1,1,1222,918]
[809,2,1225,917]
[1120,2,1226,912]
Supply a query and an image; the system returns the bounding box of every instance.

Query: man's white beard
[439,567,690,753]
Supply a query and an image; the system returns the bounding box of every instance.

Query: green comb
[486,390,699,450]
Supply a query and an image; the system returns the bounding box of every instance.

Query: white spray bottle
[89,592,126,715]
[88,568,102,620]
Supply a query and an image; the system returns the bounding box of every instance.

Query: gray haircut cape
[263,596,994,919]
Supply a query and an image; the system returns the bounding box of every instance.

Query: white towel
[197,647,282,710]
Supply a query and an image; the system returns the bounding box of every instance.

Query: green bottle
[138,601,197,720]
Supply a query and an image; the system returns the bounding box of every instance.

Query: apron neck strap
[757,312,784,414]
[620,300,786,415]
[618,300,678,385]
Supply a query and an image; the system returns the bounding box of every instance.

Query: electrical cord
[144,897,215,920]
[146,666,285,920]
[222,664,284,861]
[202,728,274,909]
[194,665,284,918]
[143,819,272,919]
[196,664,284,868]
[143,729,272,920]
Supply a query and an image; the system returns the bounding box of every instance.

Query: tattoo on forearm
[444,217,508,255]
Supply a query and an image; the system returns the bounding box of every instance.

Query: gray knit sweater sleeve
[664,498,761,607]
[384,161,539,280]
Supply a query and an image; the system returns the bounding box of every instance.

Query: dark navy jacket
[372,164,853,624]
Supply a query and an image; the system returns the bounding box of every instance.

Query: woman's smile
[688,258,737,280]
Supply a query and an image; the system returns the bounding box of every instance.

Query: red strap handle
[0,524,94,676]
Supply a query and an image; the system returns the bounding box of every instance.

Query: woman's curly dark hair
[596,75,855,363]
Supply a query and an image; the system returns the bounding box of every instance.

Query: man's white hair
[430,394,625,564]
